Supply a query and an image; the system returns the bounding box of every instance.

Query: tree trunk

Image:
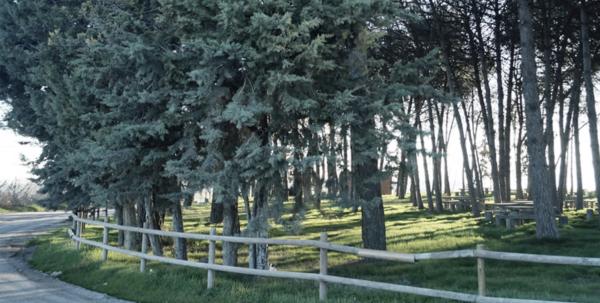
[123,202,140,251]
[171,201,187,260]
[326,124,338,197]
[249,179,269,270]
[435,105,447,197]
[468,0,502,203]
[515,91,525,200]
[468,5,502,204]
[418,119,433,210]
[581,2,600,213]
[352,117,386,250]
[293,151,304,212]
[302,167,313,208]
[574,98,584,210]
[439,36,479,216]
[462,100,485,199]
[340,126,353,209]
[410,155,423,209]
[442,143,451,196]
[222,192,240,266]
[115,203,124,247]
[145,193,163,256]
[539,0,559,211]
[518,0,559,239]
[427,100,443,211]
[396,152,408,199]
[557,68,580,209]
[314,159,324,210]
[502,43,516,202]
[493,0,507,202]
[183,192,193,207]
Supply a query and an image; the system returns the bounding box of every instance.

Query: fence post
[71,213,77,232]
[140,222,148,272]
[476,244,486,297]
[76,217,82,250]
[101,216,109,261]
[70,214,76,245]
[319,232,328,301]
[207,227,216,289]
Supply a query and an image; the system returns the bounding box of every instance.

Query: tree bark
[493,0,508,202]
[574,96,584,210]
[115,203,124,247]
[249,179,269,270]
[427,100,443,211]
[518,0,559,239]
[222,192,240,266]
[502,43,517,201]
[462,100,485,199]
[396,152,408,199]
[123,202,141,251]
[557,67,580,209]
[171,200,187,260]
[352,116,386,250]
[581,2,600,212]
[418,118,433,210]
[326,124,338,197]
[515,91,525,200]
[293,151,304,212]
[145,193,163,256]
[541,0,558,210]
[314,157,324,210]
[340,126,353,208]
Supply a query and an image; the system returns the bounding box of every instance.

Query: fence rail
[68,214,599,303]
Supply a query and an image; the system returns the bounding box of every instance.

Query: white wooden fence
[68,214,600,303]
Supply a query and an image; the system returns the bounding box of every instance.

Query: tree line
[0,0,598,268]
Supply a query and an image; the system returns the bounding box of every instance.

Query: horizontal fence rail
[72,216,416,263]
[67,214,600,303]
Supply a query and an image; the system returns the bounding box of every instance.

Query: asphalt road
[0,211,130,303]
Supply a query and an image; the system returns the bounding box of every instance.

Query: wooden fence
[68,214,600,303]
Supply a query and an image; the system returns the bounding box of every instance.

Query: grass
[0,203,45,213]
[29,196,600,303]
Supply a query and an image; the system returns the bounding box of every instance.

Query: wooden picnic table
[484,200,569,230]
[563,198,596,209]
[441,196,486,212]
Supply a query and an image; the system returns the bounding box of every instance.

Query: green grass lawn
[29,196,600,302]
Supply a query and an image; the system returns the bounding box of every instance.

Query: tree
[517,0,559,239]
[580,0,600,213]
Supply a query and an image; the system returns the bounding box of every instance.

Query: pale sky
[0,105,41,182]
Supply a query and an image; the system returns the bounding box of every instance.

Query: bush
[0,180,38,208]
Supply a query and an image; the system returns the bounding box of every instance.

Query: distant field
[29,196,600,303]
[0,204,45,213]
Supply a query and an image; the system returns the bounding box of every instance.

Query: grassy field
[29,196,600,302]
[0,203,45,213]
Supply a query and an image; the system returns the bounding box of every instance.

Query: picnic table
[563,198,595,209]
[484,200,567,230]
[441,196,484,212]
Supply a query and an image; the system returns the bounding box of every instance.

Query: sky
[0,106,41,183]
